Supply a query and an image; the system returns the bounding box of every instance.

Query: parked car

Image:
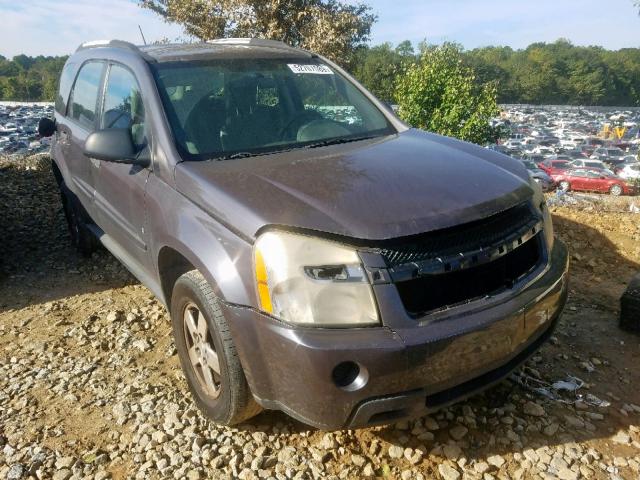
[39,38,569,430]
[569,159,612,173]
[618,163,640,181]
[537,159,572,176]
[521,160,555,191]
[590,146,625,167]
[553,169,634,196]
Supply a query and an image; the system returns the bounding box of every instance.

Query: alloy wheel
[183,302,222,398]
[610,184,622,196]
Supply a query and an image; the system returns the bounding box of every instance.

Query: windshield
[152,58,395,160]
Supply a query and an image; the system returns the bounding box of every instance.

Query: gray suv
[39,39,569,430]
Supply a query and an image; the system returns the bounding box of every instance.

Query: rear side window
[55,63,76,114]
[68,62,104,130]
[101,64,146,148]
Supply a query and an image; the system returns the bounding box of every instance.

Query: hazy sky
[0,0,638,58]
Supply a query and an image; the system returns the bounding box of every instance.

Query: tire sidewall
[610,184,622,196]
[170,276,233,422]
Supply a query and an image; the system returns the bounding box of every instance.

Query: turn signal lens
[254,249,273,314]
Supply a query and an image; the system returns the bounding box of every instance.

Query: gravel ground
[1,157,639,480]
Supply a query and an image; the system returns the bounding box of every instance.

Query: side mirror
[84,128,150,167]
[38,117,56,137]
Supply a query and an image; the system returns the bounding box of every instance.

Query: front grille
[397,237,541,316]
[376,202,544,316]
[379,202,537,268]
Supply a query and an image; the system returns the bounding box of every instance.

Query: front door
[92,63,151,264]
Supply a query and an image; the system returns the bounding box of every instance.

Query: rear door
[92,63,151,262]
[59,60,106,217]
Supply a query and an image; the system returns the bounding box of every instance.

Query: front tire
[609,184,623,196]
[170,270,261,425]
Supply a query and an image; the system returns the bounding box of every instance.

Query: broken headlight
[254,231,379,327]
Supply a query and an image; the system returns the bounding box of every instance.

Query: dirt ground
[0,157,639,480]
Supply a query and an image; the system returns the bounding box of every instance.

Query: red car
[552,169,634,196]
[537,159,572,176]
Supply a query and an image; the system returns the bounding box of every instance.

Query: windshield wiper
[210,135,379,161]
[304,135,379,149]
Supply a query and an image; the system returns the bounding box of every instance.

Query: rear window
[68,61,104,130]
[55,63,76,114]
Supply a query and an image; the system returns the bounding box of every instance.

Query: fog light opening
[332,361,368,391]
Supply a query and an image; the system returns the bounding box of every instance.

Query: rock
[473,462,490,474]
[523,401,545,417]
[563,415,584,428]
[151,431,168,443]
[363,464,375,477]
[319,434,338,450]
[388,445,404,459]
[543,422,559,436]
[443,444,462,460]
[132,339,152,352]
[438,463,460,480]
[611,430,630,444]
[52,469,72,480]
[55,457,75,469]
[186,470,201,480]
[487,455,505,468]
[106,311,122,322]
[7,465,24,480]
[557,467,579,480]
[351,455,366,467]
[404,448,423,464]
[449,425,468,440]
[423,416,439,431]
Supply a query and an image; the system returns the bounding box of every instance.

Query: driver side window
[101,64,146,148]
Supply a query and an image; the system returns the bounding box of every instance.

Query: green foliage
[463,39,640,105]
[0,55,67,102]
[394,43,500,145]
[353,39,640,107]
[138,0,376,66]
[351,42,414,102]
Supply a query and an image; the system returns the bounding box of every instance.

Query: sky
[0,0,638,58]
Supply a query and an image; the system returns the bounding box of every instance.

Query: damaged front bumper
[224,239,569,430]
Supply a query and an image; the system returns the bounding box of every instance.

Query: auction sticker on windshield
[288,64,334,75]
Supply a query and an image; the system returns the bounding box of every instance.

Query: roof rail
[76,39,142,53]
[206,38,294,50]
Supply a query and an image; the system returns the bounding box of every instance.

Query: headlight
[254,231,379,327]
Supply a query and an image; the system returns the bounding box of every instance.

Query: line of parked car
[0,103,54,156]
[488,106,640,196]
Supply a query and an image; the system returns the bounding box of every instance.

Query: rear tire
[59,186,97,257]
[609,184,623,196]
[170,270,261,425]
[559,181,570,192]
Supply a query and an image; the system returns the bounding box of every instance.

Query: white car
[618,163,640,180]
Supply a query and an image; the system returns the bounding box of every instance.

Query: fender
[145,172,257,308]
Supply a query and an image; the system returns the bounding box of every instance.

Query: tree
[351,42,414,102]
[138,0,376,65]
[395,43,500,145]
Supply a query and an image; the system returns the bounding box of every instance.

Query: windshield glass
[152,58,394,160]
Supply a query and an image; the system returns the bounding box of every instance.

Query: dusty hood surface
[174,129,534,241]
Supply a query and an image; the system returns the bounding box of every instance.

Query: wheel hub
[183,303,221,399]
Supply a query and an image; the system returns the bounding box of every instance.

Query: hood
[174,129,533,241]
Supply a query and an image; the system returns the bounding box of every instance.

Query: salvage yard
[1,156,639,480]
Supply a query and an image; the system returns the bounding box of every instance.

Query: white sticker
[287,63,334,75]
